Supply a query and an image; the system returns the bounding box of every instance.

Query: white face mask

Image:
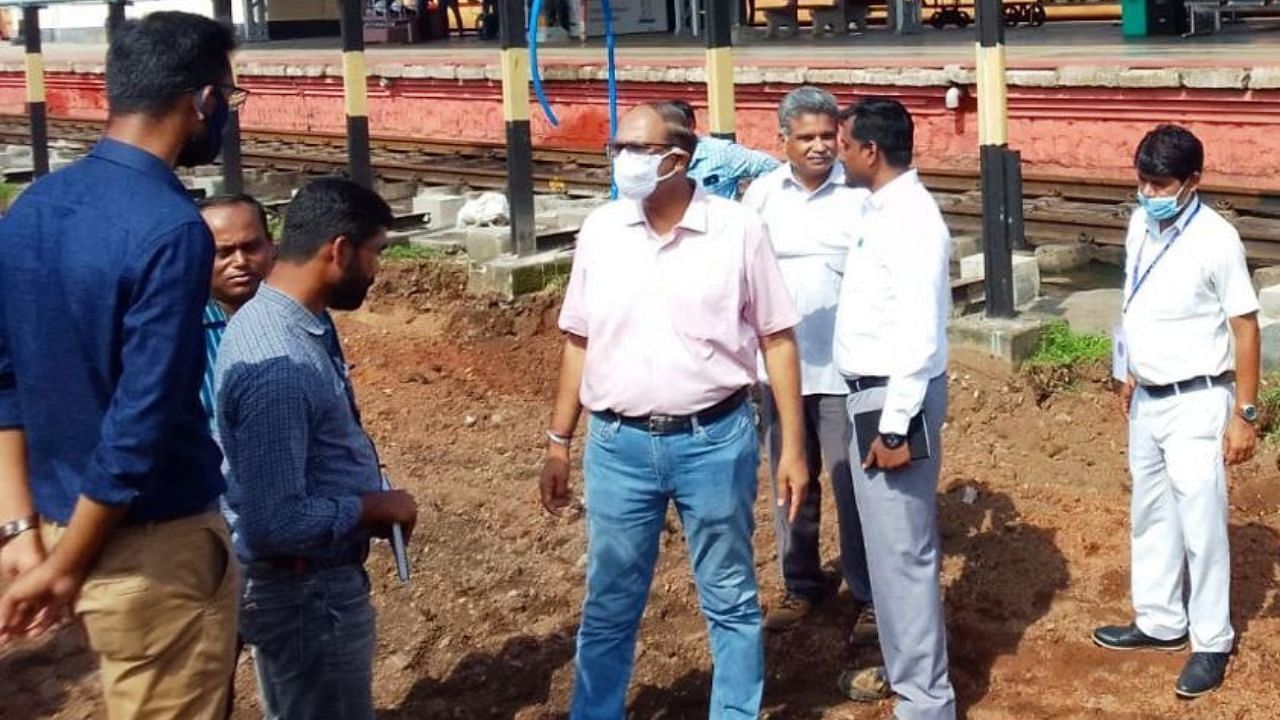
[612,148,680,201]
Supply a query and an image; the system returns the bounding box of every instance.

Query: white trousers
[1128,385,1235,653]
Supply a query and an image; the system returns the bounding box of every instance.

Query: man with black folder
[831,98,956,720]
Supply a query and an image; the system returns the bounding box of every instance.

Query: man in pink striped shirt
[539,102,809,719]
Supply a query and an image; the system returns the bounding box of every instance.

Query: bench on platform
[758,0,874,36]
[1184,0,1280,35]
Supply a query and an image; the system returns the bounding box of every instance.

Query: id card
[1111,324,1128,382]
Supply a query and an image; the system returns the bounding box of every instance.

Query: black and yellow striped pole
[340,0,373,188]
[106,0,126,40]
[704,0,735,141]
[22,4,48,178]
[976,0,1020,319]
[212,0,244,194]
[499,0,535,257]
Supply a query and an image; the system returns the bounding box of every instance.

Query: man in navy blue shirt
[0,12,243,719]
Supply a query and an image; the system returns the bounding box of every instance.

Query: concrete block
[1057,66,1124,88]
[1035,243,1091,274]
[1006,70,1060,88]
[848,68,898,85]
[1260,317,1280,372]
[952,235,980,260]
[456,65,486,80]
[1252,266,1280,294]
[1181,68,1247,89]
[405,229,465,255]
[544,65,580,81]
[959,253,1041,307]
[944,64,976,85]
[763,68,805,84]
[1118,68,1181,88]
[805,68,855,84]
[1249,67,1280,90]
[185,176,225,198]
[894,68,951,87]
[1260,284,1280,319]
[1091,244,1126,267]
[735,67,765,84]
[464,225,513,263]
[467,249,574,299]
[413,190,466,229]
[948,313,1045,368]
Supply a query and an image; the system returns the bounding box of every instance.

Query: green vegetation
[382,243,443,261]
[1257,372,1280,442]
[1026,320,1112,369]
[0,183,21,211]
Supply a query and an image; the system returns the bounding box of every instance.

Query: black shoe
[1175,652,1229,698]
[1092,623,1188,651]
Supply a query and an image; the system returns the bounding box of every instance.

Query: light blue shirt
[686,136,781,199]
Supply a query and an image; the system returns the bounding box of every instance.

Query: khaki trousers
[41,511,239,720]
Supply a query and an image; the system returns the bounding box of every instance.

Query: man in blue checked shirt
[198,194,276,427]
[216,177,418,720]
[669,99,781,199]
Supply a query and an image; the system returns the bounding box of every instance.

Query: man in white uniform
[832,97,955,720]
[741,87,874,638]
[1093,124,1259,699]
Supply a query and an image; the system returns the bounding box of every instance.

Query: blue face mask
[1137,184,1187,222]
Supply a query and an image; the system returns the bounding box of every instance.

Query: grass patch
[1026,320,1111,369]
[382,243,444,262]
[0,183,21,212]
[1257,372,1280,442]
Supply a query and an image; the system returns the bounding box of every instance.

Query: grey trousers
[847,375,955,720]
[761,388,872,604]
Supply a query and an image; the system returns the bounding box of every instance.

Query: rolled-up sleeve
[743,215,800,337]
[219,359,362,557]
[82,223,213,506]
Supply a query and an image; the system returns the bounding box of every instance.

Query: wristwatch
[1239,404,1259,424]
[880,433,906,450]
[0,514,37,547]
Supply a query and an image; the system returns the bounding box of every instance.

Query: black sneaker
[1175,652,1229,698]
[1092,623,1188,651]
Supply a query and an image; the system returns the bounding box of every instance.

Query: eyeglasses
[217,84,251,111]
[605,141,673,160]
[193,84,250,110]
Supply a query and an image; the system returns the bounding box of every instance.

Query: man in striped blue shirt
[198,194,275,426]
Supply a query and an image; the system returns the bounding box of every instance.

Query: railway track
[5,117,1280,263]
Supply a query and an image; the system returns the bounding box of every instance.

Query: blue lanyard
[1123,200,1202,314]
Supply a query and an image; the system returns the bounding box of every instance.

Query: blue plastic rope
[528,0,559,126]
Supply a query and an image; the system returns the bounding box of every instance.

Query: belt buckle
[647,415,678,435]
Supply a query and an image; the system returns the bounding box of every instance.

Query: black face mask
[176,89,230,168]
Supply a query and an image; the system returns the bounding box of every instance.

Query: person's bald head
[617,104,697,158]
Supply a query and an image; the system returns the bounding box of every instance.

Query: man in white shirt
[831,98,955,720]
[1092,124,1259,699]
[741,87,874,638]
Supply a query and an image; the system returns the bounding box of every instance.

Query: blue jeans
[572,401,763,720]
[239,564,376,720]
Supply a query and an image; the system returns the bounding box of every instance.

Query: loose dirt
[3,259,1279,720]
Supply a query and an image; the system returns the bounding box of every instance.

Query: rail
[3,116,1279,264]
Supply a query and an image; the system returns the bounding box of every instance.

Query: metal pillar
[212,0,244,194]
[23,6,48,179]
[976,0,1022,319]
[705,0,735,141]
[340,0,373,188]
[499,0,535,257]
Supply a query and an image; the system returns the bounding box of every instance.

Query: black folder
[853,410,932,464]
